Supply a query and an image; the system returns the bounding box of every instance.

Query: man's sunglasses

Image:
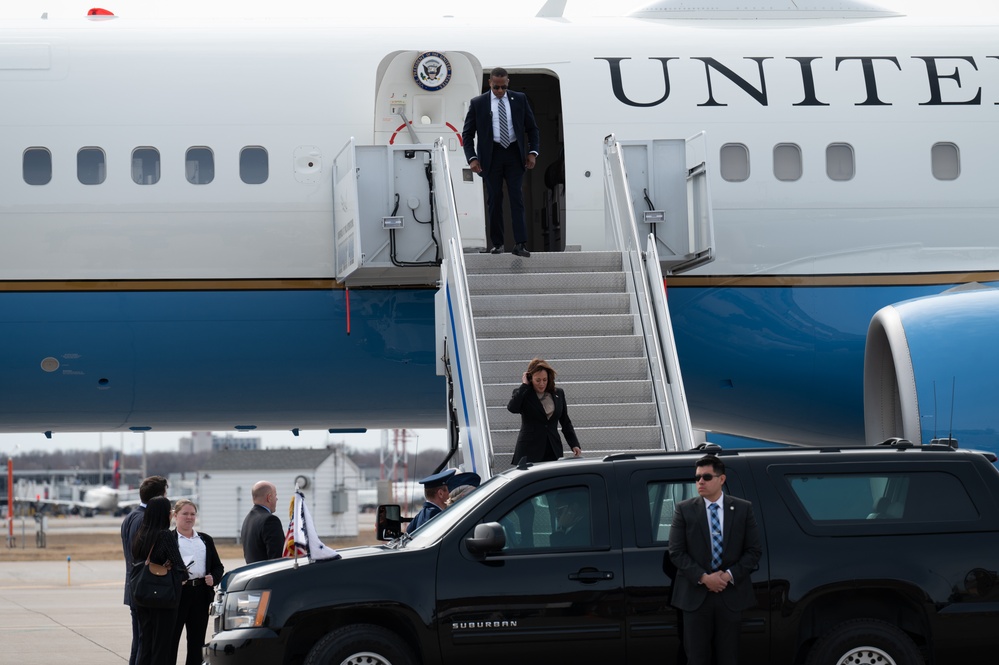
[491,85,508,90]
[693,473,718,482]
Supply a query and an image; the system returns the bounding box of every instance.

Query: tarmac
[0,557,245,665]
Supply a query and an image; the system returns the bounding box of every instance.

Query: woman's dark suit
[507,384,581,463]
[133,529,188,665]
[170,530,224,665]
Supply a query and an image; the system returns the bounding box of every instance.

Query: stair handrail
[643,232,696,450]
[432,139,494,478]
[603,135,689,452]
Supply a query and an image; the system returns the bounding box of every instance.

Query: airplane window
[719,143,749,182]
[773,143,802,182]
[826,143,855,181]
[240,146,268,184]
[131,147,161,185]
[78,148,106,185]
[931,142,959,181]
[186,147,215,185]
[23,148,52,186]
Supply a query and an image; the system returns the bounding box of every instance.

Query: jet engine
[864,285,999,456]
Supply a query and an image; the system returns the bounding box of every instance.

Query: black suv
[205,443,999,664]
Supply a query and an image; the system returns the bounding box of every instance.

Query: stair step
[471,292,631,316]
[474,314,634,339]
[488,402,658,429]
[464,251,623,275]
[479,357,651,383]
[489,425,665,469]
[467,272,627,296]
[476,335,644,362]
[483,380,655,406]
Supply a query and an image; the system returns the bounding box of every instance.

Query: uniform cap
[419,468,456,489]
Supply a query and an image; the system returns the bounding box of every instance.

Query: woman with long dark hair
[131,495,188,665]
[507,357,582,464]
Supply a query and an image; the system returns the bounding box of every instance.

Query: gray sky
[0,428,448,457]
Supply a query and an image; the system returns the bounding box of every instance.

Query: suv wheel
[807,619,922,665]
[304,624,416,665]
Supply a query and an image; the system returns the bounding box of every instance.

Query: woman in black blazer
[131,496,188,665]
[507,358,582,464]
[170,499,225,665]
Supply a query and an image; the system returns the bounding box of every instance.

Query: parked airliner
[2,1,997,455]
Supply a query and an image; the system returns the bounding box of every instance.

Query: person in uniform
[406,469,455,534]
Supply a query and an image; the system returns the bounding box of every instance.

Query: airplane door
[332,138,361,282]
[373,50,487,250]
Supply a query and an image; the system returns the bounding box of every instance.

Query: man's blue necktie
[709,502,723,571]
[498,97,512,149]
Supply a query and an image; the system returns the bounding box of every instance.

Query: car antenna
[948,376,956,444]
[933,380,938,440]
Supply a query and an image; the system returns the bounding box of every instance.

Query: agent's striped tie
[709,502,723,571]
[498,97,512,149]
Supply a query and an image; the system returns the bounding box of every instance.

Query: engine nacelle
[864,286,999,457]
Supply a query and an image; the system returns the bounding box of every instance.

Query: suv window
[630,467,748,547]
[646,480,700,544]
[786,471,978,524]
[498,485,593,551]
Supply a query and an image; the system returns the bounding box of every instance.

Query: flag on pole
[283,490,340,561]
[282,496,306,558]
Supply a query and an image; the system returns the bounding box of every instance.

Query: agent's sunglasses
[491,85,508,90]
[693,473,717,482]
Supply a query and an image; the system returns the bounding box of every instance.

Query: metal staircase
[467,250,665,470]
[328,130,712,480]
[429,133,713,480]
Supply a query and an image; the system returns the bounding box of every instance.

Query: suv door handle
[568,568,614,583]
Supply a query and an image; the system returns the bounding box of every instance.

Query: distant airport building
[197,447,359,540]
[179,432,262,455]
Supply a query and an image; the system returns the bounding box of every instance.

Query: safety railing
[603,135,694,451]
[431,139,494,478]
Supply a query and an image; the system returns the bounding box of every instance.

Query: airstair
[436,135,714,479]
[322,50,716,480]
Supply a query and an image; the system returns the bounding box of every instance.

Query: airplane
[12,455,139,515]
[1,0,998,461]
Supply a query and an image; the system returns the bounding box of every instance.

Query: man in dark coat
[669,456,762,665]
[462,66,540,257]
[240,480,284,564]
[120,475,168,665]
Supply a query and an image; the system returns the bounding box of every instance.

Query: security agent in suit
[240,480,285,564]
[462,66,540,258]
[669,456,762,665]
[507,357,582,464]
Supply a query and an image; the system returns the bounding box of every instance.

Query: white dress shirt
[177,530,207,579]
[490,94,514,145]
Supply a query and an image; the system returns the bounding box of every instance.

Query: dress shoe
[512,243,531,258]
[490,245,504,254]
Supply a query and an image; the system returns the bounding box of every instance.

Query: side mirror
[376,504,403,541]
[465,522,506,556]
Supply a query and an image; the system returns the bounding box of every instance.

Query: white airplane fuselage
[2,10,997,450]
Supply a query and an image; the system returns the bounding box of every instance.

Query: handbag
[130,546,178,609]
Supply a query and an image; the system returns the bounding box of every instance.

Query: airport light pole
[6,457,13,548]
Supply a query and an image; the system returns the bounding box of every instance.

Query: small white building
[197,447,359,540]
